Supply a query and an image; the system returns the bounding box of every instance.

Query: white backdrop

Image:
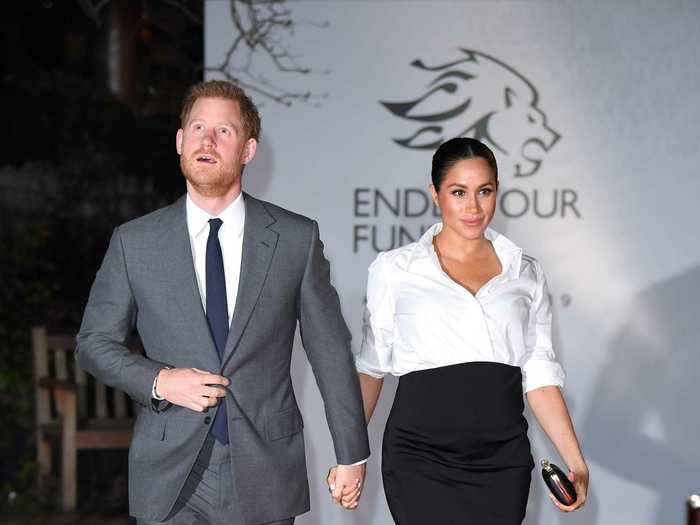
[205,1,700,523]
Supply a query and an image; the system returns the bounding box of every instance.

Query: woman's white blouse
[355,223,565,393]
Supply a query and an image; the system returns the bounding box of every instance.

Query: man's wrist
[151,367,171,400]
[339,458,368,467]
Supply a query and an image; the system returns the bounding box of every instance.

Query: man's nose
[201,130,216,147]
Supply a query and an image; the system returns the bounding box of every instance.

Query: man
[76,80,369,524]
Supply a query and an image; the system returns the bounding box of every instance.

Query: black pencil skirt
[381,361,534,525]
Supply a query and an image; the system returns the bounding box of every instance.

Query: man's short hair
[179,80,261,141]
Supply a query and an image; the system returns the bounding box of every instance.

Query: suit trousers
[137,435,295,525]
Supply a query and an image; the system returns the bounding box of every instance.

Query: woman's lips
[461,218,483,226]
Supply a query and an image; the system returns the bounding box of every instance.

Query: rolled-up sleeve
[355,253,395,378]
[522,261,566,392]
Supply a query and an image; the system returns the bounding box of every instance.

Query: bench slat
[54,350,68,381]
[75,430,132,449]
[47,335,76,350]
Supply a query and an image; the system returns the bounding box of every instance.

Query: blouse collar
[412,222,523,280]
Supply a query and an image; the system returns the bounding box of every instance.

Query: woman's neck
[434,226,490,261]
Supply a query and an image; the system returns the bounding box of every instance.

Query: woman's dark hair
[431,137,498,190]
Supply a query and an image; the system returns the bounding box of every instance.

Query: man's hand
[155,367,229,412]
[327,464,365,510]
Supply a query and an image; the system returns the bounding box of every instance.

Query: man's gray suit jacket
[76,193,370,524]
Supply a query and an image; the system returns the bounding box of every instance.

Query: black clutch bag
[541,460,577,506]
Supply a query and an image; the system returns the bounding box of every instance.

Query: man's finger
[331,484,344,502]
[341,490,360,505]
[341,488,360,501]
[189,402,206,412]
[340,482,360,497]
[341,485,360,500]
[203,396,219,408]
[339,477,361,489]
[342,496,360,510]
[202,374,230,386]
[190,368,229,385]
[196,399,212,411]
[202,385,227,398]
[334,482,360,505]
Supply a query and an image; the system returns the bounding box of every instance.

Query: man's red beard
[180,153,240,198]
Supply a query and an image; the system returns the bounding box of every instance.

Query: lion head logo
[381,48,560,177]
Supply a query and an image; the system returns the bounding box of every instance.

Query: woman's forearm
[527,386,587,472]
[358,373,384,423]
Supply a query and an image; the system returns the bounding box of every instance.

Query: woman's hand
[526,386,589,512]
[549,465,588,512]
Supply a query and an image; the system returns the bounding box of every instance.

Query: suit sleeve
[297,221,370,465]
[75,227,166,408]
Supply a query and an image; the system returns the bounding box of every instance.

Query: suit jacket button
[204,416,211,424]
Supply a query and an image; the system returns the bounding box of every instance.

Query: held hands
[550,465,588,512]
[156,367,229,412]
[326,464,366,510]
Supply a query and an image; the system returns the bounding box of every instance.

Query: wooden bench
[32,326,137,511]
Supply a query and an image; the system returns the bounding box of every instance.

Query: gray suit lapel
[222,194,279,366]
[160,197,220,367]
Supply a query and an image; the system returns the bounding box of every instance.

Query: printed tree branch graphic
[207,0,329,106]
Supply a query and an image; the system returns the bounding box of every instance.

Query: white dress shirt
[151,194,245,401]
[355,223,565,393]
[186,193,245,323]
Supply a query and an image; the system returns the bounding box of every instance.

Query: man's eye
[219,128,230,135]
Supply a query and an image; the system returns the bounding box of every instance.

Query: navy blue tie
[206,218,229,444]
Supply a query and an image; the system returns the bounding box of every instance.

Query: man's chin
[182,168,238,198]
[186,180,235,198]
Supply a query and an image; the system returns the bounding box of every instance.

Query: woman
[350,138,588,523]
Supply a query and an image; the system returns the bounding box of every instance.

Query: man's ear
[176,129,183,155]
[242,138,258,164]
